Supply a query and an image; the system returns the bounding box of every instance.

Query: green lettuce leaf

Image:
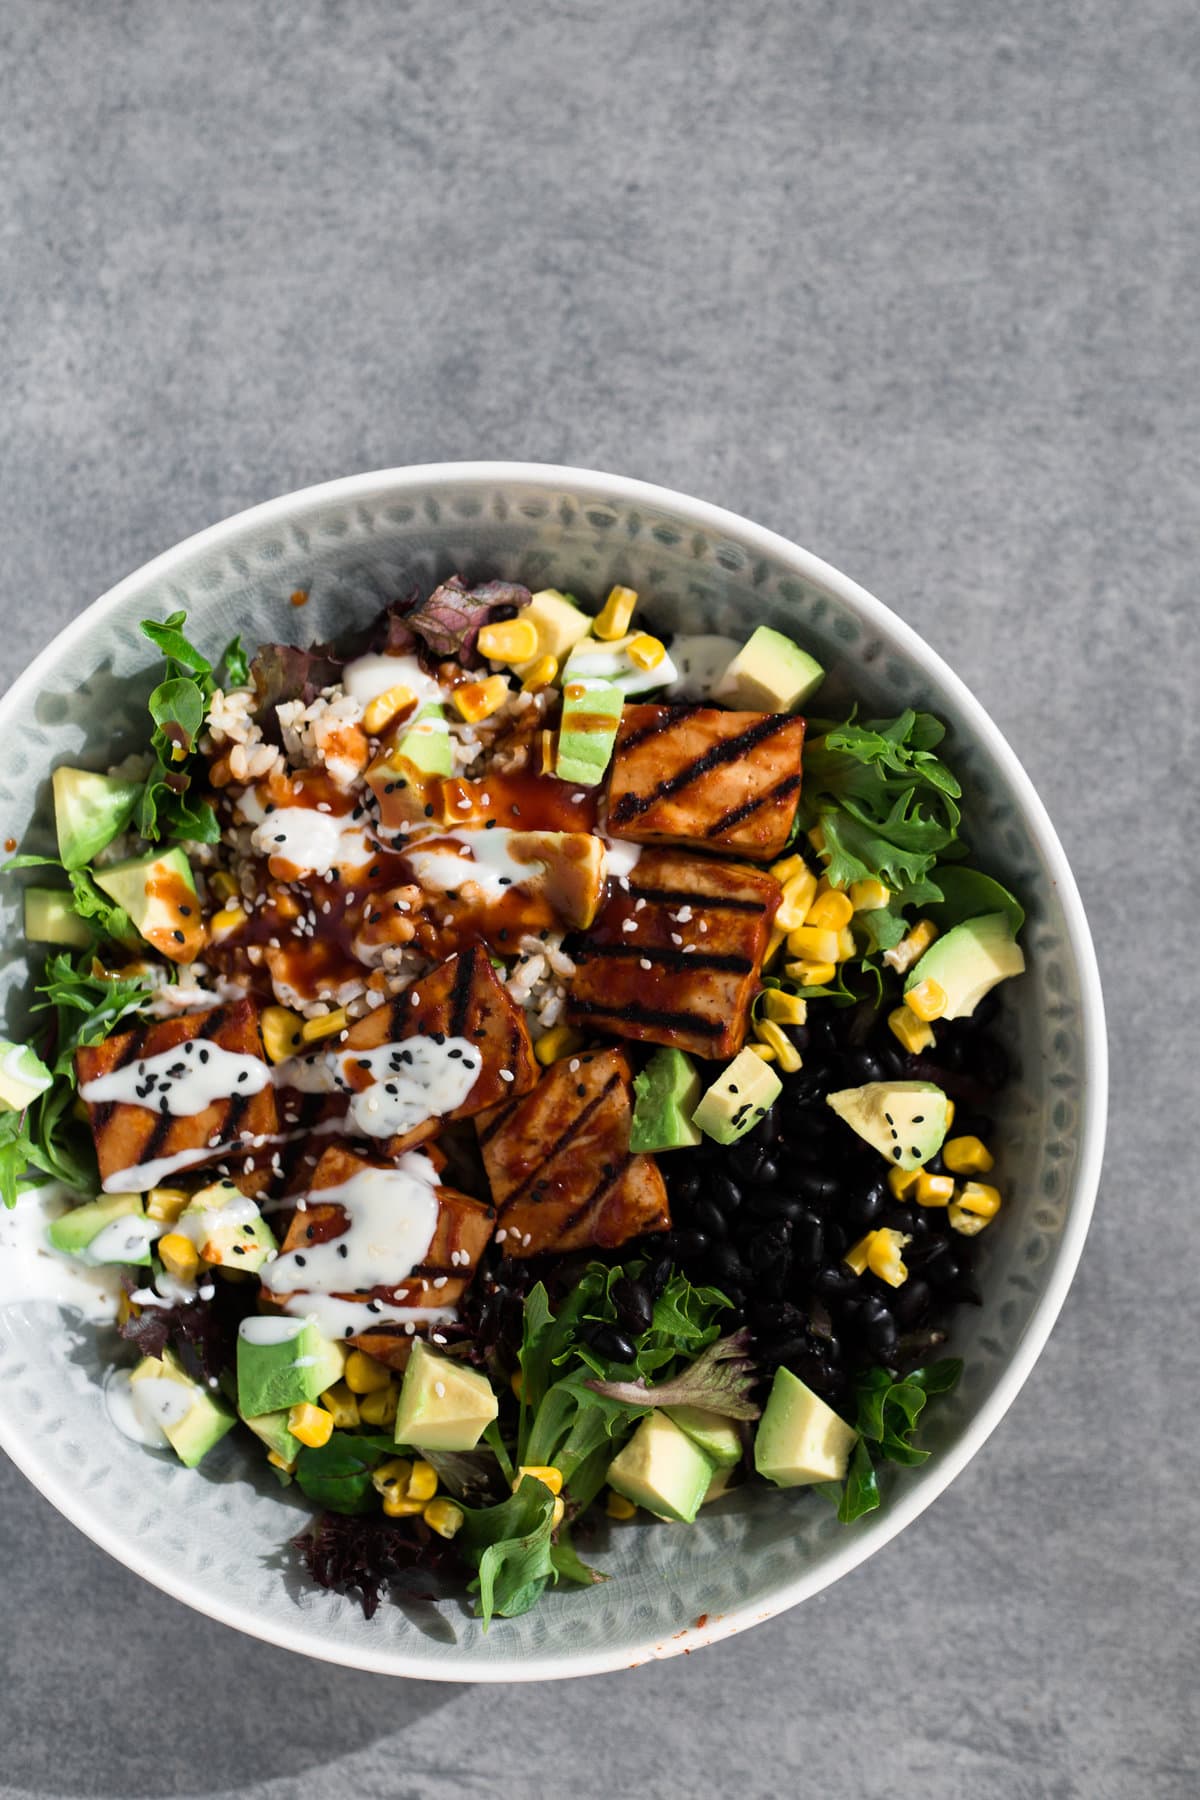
[293,1433,397,1515]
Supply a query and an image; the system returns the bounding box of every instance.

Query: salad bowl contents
[2,566,1031,1628]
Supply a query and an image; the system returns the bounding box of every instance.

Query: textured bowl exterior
[0,465,1106,1681]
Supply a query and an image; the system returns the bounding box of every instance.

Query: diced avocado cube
[0,1040,53,1112]
[48,1191,156,1265]
[394,1338,498,1451]
[241,1406,303,1472]
[236,1314,346,1418]
[562,635,679,697]
[753,1366,858,1487]
[664,1404,742,1470]
[130,1348,236,1468]
[94,845,203,963]
[515,589,592,675]
[182,1181,277,1273]
[555,681,624,786]
[712,626,825,713]
[905,912,1025,1021]
[606,1412,717,1523]
[692,1048,782,1145]
[24,887,92,950]
[825,1079,949,1172]
[631,1048,702,1153]
[397,703,454,778]
[52,765,142,870]
[701,1464,738,1506]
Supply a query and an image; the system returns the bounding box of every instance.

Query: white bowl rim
[0,461,1108,1683]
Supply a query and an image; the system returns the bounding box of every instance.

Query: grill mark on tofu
[569,997,727,1039]
[448,946,476,1038]
[623,883,767,915]
[609,713,796,824]
[555,1157,629,1240]
[570,941,754,975]
[86,1028,156,1135]
[616,703,705,752]
[705,770,802,836]
[500,1070,621,1208]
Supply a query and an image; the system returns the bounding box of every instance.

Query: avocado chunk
[514,589,591,675]
[754,1366,858,1487]
[630,1048,702,1153]
[130,1349,236,1467]
[712,626,825,713]
[396,703,454,778]
[664,1404,742,1470]
[562,634,679,697]
[48,1191,156,1265]
[241,1406,303,1472]
[23,887,93,949]
[0,1040,53,1112]
[181,1180,278,1273]
[94,845,204,963]
[606,1412,717,1523]
[692,1048,782,1145]
[905,911,1025,1021]
[555,680,624,786]
[393,1337,498,1451]
[52,765,142,870]
[236,1313,346,1418]
[825,1079,949,1171]
[701,1464,738,1506]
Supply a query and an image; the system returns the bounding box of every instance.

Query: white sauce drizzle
[104,1368,170,1448]
[602,838,642,881]
[0,1044,51,1097]
[287,1294,457,1342]
[342,651,445,711]
[0,1185,121,1322]
[260,1152,443,1323]
[100,1142,238,1195]
[563,635,679,695]
[79,1040,270,1117]
[87,1213,163,1265]
[275,1033,481,1140]
[129,1376,196,1429]
[238,1313,306,1346]
[405,828,548,900]
[238,786,376,876]
[664,633,741,700]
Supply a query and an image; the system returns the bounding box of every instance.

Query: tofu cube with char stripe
[272,1142,494,1369]
[607,704,806,861]
[476,1046,670,1256]
[337,944,539,1152]
[566,849,780,1060]
[75,998,278,1192]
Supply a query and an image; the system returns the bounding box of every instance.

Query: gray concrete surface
[1,2,1196,1796]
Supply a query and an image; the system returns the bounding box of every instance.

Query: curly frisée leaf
[583,1327,761,1421]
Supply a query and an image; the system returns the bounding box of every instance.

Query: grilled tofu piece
[75,998,278,1192]
[335,945,539,1151]
[272,1142,494,1367]
[476,1047,670,1256]
[566,848,780,1059]
[607,704,805,861]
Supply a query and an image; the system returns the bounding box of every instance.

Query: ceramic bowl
[0,464,1106,1681]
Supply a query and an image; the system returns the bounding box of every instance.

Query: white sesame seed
[317,802,332,813]
[499,1068,515,1082]
[635,897,646,911]
[671,933,683,945]
[572,792,585,803]
[433,1274,449,1288]
[677,905,693,921]
[569,1059,580,1072]
[495,1229,508,1243]
[640,958,652,969]
[411,991,421,1005]
[622,918,638,933]
[683,944,696,954]
[434,1380,446,1398]
[698,919,708,933]
[522,1232,532,1247]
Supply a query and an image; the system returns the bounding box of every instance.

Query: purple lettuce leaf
[294,1511,456,1619]
[583,1327,762,1421]
[407,577,531,667]
[249,642,344,729]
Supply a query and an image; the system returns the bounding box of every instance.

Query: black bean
[713,1173,743,1213]
[893,1279,932,1330]
[610,1276,654,1337]
[666,1229,709,1261]
[672,1169,702,1205]
[753,1156,780,1187]
[588,1324,638,1363]
[790,1211,825,1266]
[848,1180,887,1230]
[748,1190,809,1224]
[691,1198,728,1240]
[798,1170,841,1203]
[761,1332,810,1366]
[864,1308,899,1359]
[643,1255,673,1300]
[850,1050,884,1083]
[728,1139,764,1179]
[816,1264,859,1300]
[705,1244,745,1289]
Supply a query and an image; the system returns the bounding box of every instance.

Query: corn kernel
[514,1464,564,1496]
[452,675,509,723]
[510,1368,525,1400]
[477,618,540,664]
[267,1449,296,1474]
[626,633,666,671]
[943,1135,995,1175]
[787,924,841,964]
[915,1171,955,1207]
[593,585,637,640]
[775,869,819,931]
[950,1181,1003,1237]
[769,853,809,885]
[763,925,788,968]
[534,1023,585,1066]
[835,926,857,962]
[884,919,939,974]
[362,682,416,734]
[805,889,853,931]
[867,1228,911,1287]
[116,1290,139,1328]
[344,1349,393,1394]
[807,824,826,854]
[299,1007,348,1045]
[423,1498,465,1539]
[158,1232,199,1282]
[320,1382,361,1429]
[372,1457,413,1497]
[849,878,890,912]
[784,959,838,987]
[287,1402,334,1449]
[551,1495,566,1529]
[905,978,947,1023]
[762,990,808,1027]
[747,1042,777,1063]
[606,1489,637,1521]
[888,1165,921,1200]
[209,905,245,940]
[944,1099,956,1130]
[261,1004,305,1064]
[358,1384,399,1426]
[209,870,239,902]
[146,1186,189,1224]
[888,1005,935,1054]
[753,1017,802,1073]
[407,1460,438,1502]
[844,1233,874,1276]
[381,1492,425,1517]
[521,654,558,693]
